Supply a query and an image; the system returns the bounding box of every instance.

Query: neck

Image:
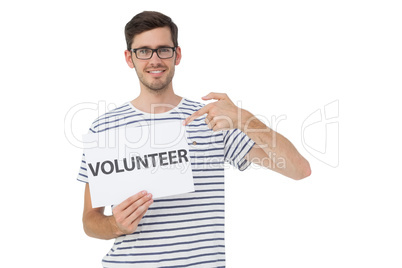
[131,85,182,114]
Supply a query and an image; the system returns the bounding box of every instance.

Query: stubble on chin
[146,84,167,95]
[138,69,175,94]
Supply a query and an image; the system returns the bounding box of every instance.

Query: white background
[1,0,401,267]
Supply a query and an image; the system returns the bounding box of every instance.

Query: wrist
[108,215,124,237]
[239,109,266,132]
[238,109,251,131]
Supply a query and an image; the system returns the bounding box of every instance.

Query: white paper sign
[83,121,194,208]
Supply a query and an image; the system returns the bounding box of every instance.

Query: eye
[138,49,150,55]
[158,48,170,53]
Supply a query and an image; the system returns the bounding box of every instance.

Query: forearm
[241,110,289,152]
[83,210,122,240]
[240,109,311,179]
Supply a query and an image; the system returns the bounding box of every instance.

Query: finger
[212,121,227,132]
[115,192,152,222]
[126,197,153,225]
[211,116,233,132]
[201,92,228,101]
[114,190,148,213]
[127,207,150,233]
[212,125,220,132]
[123,193,153,218]
[184,104,210,126]
[206,118,216,129]
[205,114,213,125]
[131,208,149,227]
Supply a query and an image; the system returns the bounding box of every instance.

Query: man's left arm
[184,92,311,180]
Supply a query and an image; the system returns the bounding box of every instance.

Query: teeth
[149,70,163,73]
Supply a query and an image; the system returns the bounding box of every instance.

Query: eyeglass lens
[136,48,174,59]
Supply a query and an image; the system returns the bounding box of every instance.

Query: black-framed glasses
[130,47,176,60]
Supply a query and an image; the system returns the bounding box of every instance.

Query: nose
[148,50,163,65]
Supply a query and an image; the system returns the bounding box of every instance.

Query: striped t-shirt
[77,98,255,267]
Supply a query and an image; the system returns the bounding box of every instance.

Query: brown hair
[124,11,179,51]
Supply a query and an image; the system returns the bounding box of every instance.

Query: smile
[147,70,165,74]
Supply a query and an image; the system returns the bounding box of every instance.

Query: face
[124,27,181,93]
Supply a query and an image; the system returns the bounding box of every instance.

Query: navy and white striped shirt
[77,98,255,267]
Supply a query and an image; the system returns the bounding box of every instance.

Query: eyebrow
[133,45,174,49]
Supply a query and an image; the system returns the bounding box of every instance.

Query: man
[78,11,311,267]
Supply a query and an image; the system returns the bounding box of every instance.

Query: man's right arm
[82,183,153,240]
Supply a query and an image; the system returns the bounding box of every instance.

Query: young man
[78,11,310,267]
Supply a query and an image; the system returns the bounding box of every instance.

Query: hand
[183,92,251,131]
[111,191,153,235]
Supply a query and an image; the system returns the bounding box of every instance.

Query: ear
[174,46,182,66]
[124,50,135,69]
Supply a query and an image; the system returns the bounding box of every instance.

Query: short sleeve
[223,128,255,171]
[77,153,89,183]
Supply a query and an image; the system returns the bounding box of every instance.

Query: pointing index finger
[183,104,210,126]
